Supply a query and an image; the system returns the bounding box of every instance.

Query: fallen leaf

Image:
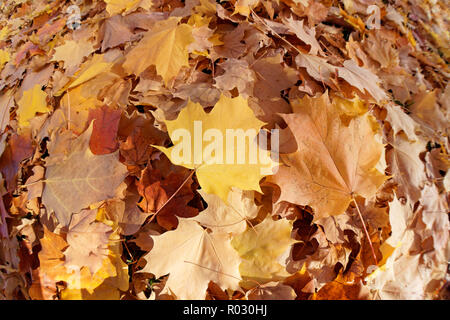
[140,218,241,299]
[64,209,113,275]
[123,17,194,85]
[194,188,259,235]
[51,40,95,74]
[337,60,388,103]
[214,58,256,97]
[246,282,296,300]
[87,105,121,155]
[231,216,295,287]
[42,123,128,226]
[156,94,276,203]
[270,93,386,220]
[16,84,50,127]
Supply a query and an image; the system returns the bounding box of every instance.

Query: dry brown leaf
[270,93,386,220]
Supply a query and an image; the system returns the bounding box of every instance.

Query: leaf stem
[145,169,195,225]
[352,197,378,265]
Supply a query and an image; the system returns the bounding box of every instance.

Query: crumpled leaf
[214,58,255,97]
[337,60,388,103]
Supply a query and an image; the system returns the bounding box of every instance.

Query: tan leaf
[51,40,95,74]
[337,60,388,102]
[64,209,113,275]
[246,282,296,300]
[269,93,386,220]
[42,123,128,226]
[140,218,241,299]
[387,134,427,203]
[194,188,259,235]
[284,17,324,56]
[214,58,256,97]
[385,102,420,141]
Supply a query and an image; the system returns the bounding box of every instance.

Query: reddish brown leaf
[87,105,121,155]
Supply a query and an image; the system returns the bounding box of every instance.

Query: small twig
[145,169,195,225]
[250,9,302,55]
[123,240,136,264]
[183,260,262,289]
[352,197,378,265]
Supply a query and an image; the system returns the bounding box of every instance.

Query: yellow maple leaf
[231,216,296,288]
[234,0,259,17]
[104,0,152,16]
[55,54,114,96]
[123,17,193,86]
[156,94,277,203]
[0,49,10,68]
[68,54,114,90]
[17,84,50,127]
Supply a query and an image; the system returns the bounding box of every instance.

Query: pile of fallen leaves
[0,0,448,300]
